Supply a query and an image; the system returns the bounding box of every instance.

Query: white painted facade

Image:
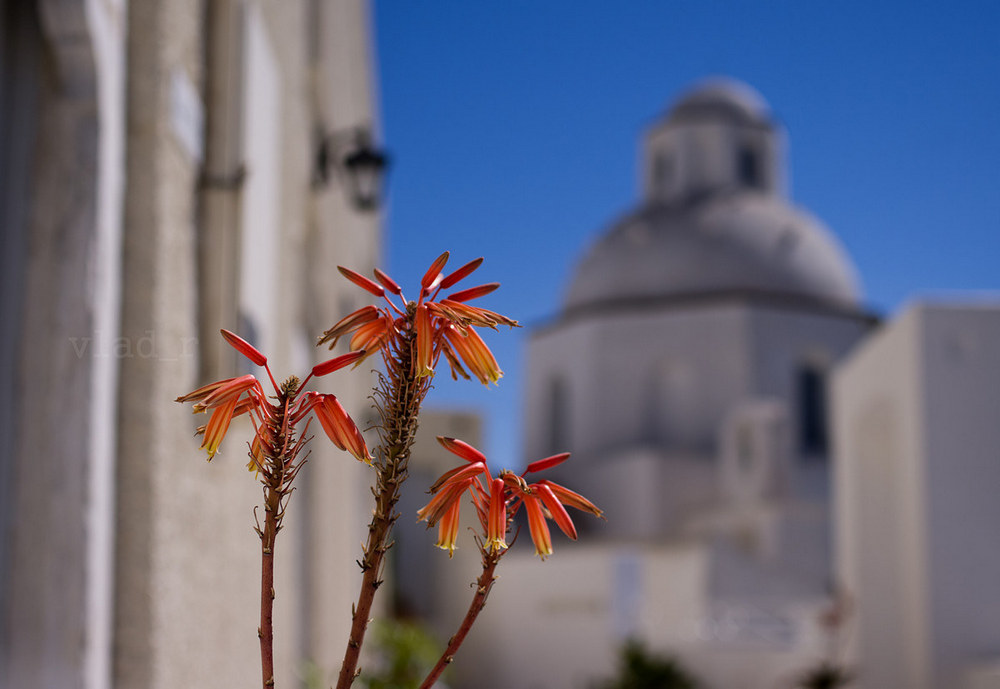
[834,303,1000,689]
[0,2,383,687]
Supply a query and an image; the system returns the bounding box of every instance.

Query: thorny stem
[336,310,429,689]
[419,549,502,689]
[258,378,301,689]
[259,481,279,688]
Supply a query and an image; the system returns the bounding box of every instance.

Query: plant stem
[336,319,426,689]
[259,483,279,688]
[419,551,501,689]
[259,380,298,689]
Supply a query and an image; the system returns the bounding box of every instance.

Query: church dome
[667,78,771,127]
[564,79,863,314]
[564,192,862,311]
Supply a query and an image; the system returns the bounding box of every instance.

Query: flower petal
[200,395,241,459]
[446,282,499,303]
[523,495,553,559]
[538,480,604,519]
[200,374,258,409]
[535,483,577,540]
[439,257,484,289]
[417,477,473,526]
[436,436,488,465]
[485,477,508,553]
[443,326,502,385]
[524,452,571,475]
[421,251,450,289]
[338,266,385,298]
[414,304,434,378]
[427,461,488,494]
[435,498,463,557]
[314,394,371,464]
[220,329,268,366]
[176,377,239,404]
[373,267,402,295]
[311,350,367,377]
[317,305,380,349]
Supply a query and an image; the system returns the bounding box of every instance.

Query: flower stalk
[178,253,599,689]
[256,377,300,689]
[419,549,502,689]
[335,307,431,689]
[177,331,369,689]
[415,437,603,682]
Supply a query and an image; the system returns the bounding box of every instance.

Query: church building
[454,79,880,689]
[525,79,874,599]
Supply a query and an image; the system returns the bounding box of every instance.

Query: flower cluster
[417,437,603,559]
[177,252,605,689]
[175,329,370,465]
[318,251,517,385]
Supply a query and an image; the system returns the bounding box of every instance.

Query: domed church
[524,79,876,605]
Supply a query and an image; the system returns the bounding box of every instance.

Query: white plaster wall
[83,3,126,687]
[526,305,754,466]
[113,2,384,687]
[525,303,870,533]
[460,543,707,689]
[918,305,1000,688]
[833,306,931,689]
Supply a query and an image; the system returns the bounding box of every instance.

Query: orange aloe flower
[176,329,370,464]
[416,437,497,557]
[317,252,518,385]
[417,438,601,560]
[506,452,604,560]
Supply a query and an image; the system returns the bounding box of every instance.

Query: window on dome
[797,365,828,457]
[737,145,761,189]
[652,153,674,194]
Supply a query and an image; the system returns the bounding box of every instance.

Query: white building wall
[919,305,1000,687]
[834,302,1000,689]
[1,1,383,687]
[461,543,707,689]
[526,302,870,541]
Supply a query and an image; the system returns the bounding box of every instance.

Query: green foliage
[357,619,444,689]
[796,662,853,689]
[598,640,702,689]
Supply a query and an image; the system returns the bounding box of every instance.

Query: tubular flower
[176,329,370,465]
[485,477,508,553]
[317,252,518,385]
[503,452,605,560]
[418,439,601,560]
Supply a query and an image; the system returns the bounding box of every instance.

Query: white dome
[667,78,772,126]
[564,192,862,312]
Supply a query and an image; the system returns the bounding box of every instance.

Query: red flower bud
[338,266,385,298]
[220,329,267,366]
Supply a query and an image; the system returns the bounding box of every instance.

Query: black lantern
[315,127,390,212]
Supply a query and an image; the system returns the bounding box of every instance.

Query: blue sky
[372,1,1000,469]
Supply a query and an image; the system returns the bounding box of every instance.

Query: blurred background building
[0,1,384,687]
[410,81,1000,689]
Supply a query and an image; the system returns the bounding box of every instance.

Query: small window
[797,366,828,456]
[738,146,761,188]
[652,153,674,192]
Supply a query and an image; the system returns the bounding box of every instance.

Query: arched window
[797,365,828,456]
[737,145,761,189]
[652,153,674,193]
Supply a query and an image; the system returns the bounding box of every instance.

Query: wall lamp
[314,126,390,212]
